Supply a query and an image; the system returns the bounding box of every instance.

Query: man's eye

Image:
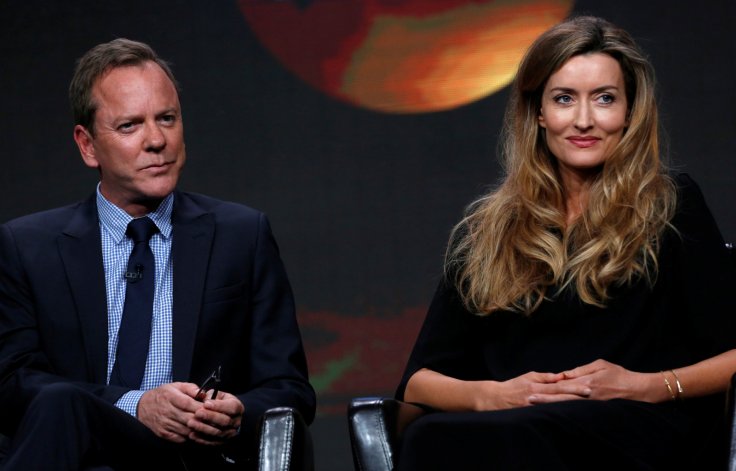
[118,122,134,132]
[160,115,176,125]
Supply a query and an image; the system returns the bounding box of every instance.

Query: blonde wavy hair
[447,16,677,315]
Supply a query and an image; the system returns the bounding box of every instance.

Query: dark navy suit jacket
[0,190,315,442]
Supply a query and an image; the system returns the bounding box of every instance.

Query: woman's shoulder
[670,172,712,218]
[667,172,727,247]
[671,172,701,197]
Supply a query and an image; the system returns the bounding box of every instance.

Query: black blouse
[397,173,736,400]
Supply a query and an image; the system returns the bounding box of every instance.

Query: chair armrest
[728,373,736,471]
[0,433,9,466]
[347,397,429,471]
[722,243,735,470]
[257,407,314,471]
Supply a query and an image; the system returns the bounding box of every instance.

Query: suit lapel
[58,195,108,383]
[170,191,214,381]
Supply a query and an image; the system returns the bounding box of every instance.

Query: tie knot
[126,217,159,243]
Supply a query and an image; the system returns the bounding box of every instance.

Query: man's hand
[187,392,245,446]
[137,382,202,443]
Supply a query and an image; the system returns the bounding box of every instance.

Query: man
[0,38,315,469]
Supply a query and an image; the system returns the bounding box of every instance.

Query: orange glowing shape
[240,0,573,113]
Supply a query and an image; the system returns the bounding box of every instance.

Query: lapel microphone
[124,263,145,283]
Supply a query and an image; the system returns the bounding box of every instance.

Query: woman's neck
[559,167,598,226]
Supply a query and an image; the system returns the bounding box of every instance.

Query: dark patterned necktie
[110,217,159,388]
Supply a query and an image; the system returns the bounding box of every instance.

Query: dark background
[1,1,734,469]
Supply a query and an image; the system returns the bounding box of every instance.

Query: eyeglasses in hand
[195,365,221,401]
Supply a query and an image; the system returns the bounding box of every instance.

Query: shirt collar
[96,184,174,243]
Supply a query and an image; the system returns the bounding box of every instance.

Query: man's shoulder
[2,200,88,232]
[175,191,264,222]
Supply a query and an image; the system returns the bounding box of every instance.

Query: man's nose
[143,121,165,152]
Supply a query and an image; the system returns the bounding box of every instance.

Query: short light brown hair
[69,38,179,134]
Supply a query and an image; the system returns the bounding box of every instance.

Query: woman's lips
[567,136,600,148]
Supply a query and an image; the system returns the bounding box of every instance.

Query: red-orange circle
[240,0,573,113]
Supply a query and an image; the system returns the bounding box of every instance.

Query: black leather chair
[348,397,430,471]
[350,377,736,471]
[0,406,313,471]
[257,406,314,471]
[349,243,736,471]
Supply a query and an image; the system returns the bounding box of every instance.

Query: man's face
[74,61,186,216]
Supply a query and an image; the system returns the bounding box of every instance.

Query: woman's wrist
[647,370,683,403]
[471,380,500,411]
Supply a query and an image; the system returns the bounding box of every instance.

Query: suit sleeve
[0,224,115,434]
[235,213,316,434]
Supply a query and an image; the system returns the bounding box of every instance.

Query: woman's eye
[597,94,615,104]
[554,95,573,104]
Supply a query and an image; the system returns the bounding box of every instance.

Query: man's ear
[73,125,99,169]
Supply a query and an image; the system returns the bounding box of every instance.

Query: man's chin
[133,185,177,208]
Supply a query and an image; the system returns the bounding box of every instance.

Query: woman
[396,15,736,470]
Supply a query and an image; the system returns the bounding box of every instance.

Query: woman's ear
[538,109,547,129]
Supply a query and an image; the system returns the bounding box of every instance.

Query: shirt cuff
[115,390,145,417]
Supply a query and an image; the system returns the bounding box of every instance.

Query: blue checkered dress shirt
[96,186,174,417]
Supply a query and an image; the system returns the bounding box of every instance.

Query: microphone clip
[124,264,144,283]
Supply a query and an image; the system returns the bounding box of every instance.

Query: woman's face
[538,52,629,186]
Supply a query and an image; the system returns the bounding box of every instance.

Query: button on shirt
[96,187,174,416]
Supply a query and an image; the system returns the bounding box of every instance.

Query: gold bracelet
[670,369,684,399]
[661,371,676,401]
